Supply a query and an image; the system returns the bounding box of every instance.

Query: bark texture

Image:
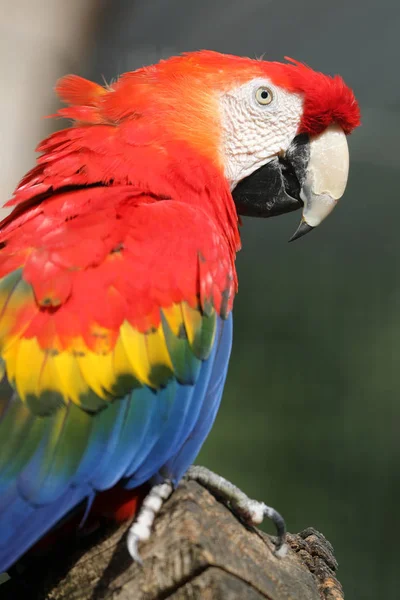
[1,480,343,599]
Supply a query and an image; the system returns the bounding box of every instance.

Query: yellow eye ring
[255,86,273,106]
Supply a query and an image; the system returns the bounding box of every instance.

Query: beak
[289,124,349,241]
[232,124,349,242]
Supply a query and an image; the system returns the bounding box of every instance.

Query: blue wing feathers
[0,316,232,573]
[126,378,195,489]
[118,386,171,482]
[162,314,233,483]
[86,396,132,490]
[0,484,89,570]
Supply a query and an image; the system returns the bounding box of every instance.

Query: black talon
[273,510,287,554]
[263,505,287,555]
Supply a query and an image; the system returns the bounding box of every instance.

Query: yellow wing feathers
[0,269,216,414]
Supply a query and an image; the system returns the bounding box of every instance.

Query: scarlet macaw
[0,51,360,572]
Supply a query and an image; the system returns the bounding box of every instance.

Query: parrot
[0,50,360,573]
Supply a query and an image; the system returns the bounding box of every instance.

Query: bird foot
[126,481,173,564]
[184,465,287,556]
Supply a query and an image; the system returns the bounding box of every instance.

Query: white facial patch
[219,77,304,189]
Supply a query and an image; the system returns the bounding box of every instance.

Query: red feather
[0,50,360,353]
[0,183,238,350]
[55,75,106,108]
[30,484,148,556]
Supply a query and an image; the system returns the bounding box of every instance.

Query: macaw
[0,51,360,573]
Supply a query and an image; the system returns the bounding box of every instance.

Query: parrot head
[55,50,360,240]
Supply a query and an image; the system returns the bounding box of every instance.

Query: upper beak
[232,124,350,241]
[289,124,349,241]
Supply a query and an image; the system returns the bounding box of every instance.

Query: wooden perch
[2,480,343,599]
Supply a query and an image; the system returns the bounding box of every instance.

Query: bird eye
[255,86,273,106]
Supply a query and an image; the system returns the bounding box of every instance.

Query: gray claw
[185,465,287,557]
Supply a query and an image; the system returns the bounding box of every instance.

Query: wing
[0,185,236,571]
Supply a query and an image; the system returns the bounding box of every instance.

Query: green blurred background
[1,1,399,598]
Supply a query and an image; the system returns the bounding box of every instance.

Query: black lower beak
[231,156,302,218]
[288,220,314,242]
[232,134,311,230]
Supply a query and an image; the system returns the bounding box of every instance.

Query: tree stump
[1,480,343,599]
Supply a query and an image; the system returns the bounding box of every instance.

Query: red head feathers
[55,50,360,137]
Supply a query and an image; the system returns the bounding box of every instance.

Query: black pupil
[261,90,269,99]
